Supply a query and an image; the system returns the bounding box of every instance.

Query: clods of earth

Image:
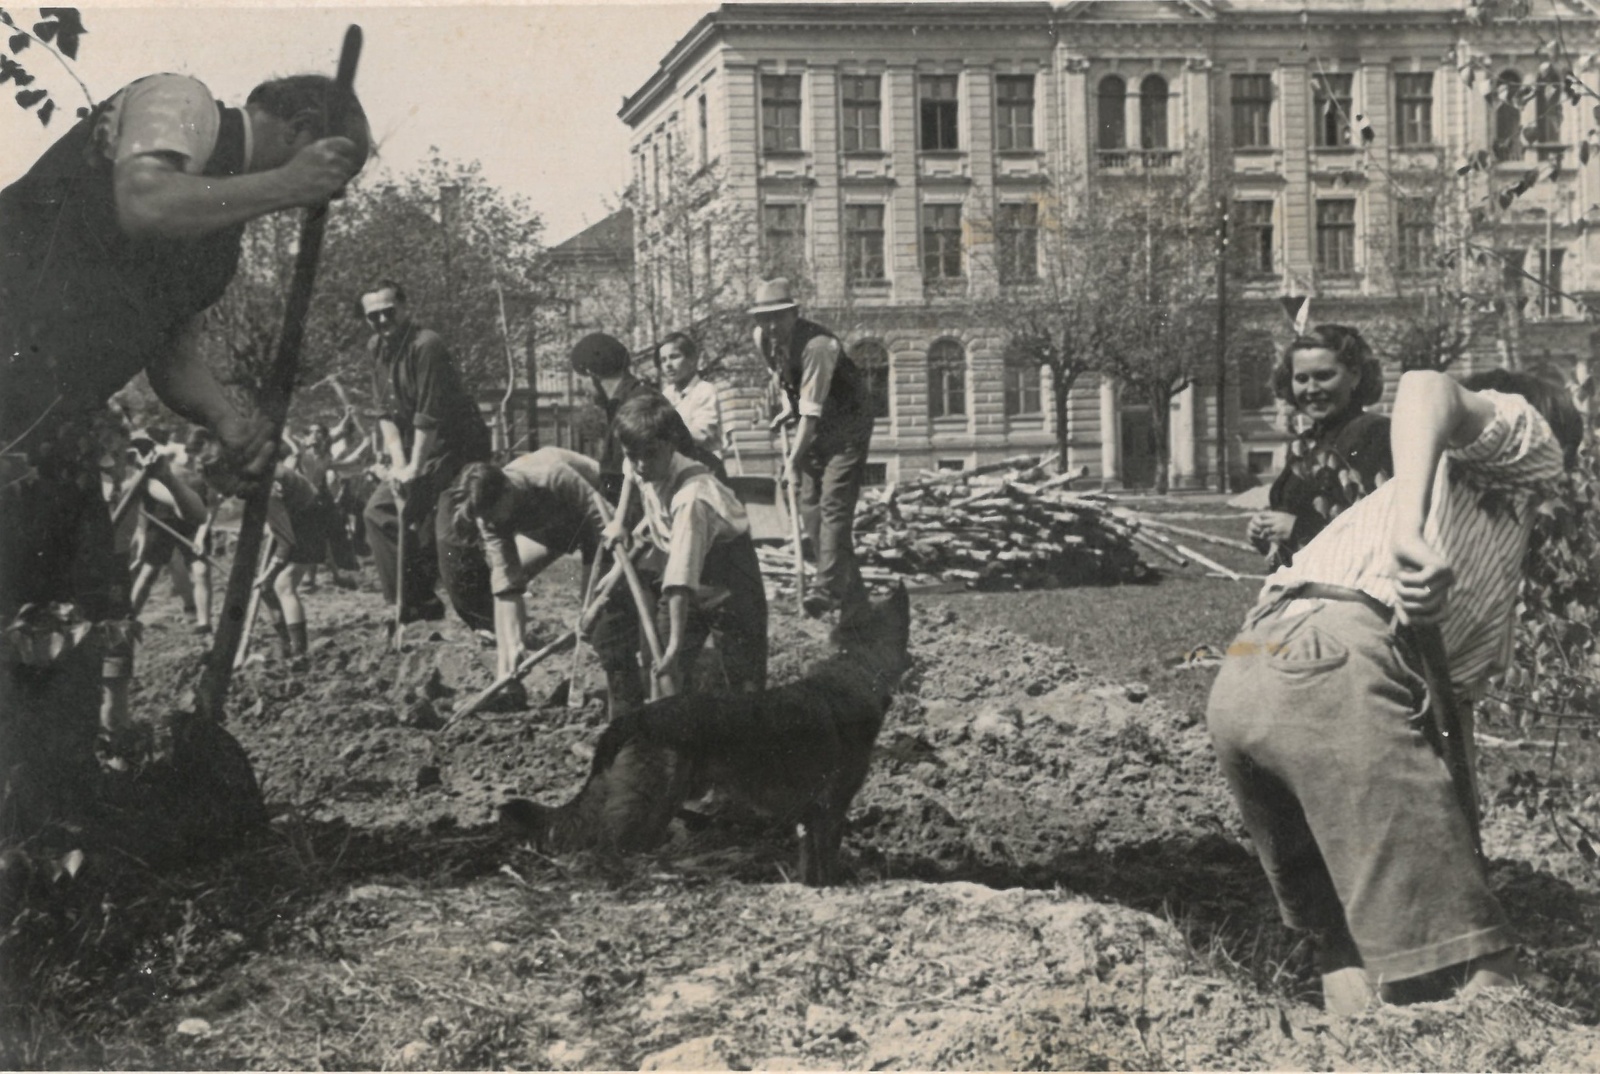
[5,555,1600,1071]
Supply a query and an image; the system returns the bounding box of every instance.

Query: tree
[201,154,551,447]
[1090,174,1222,494]
[968,188,1116,470]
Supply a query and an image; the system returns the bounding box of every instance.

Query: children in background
[260,463,330,668]
[610,393,768,696]
[128,432,214,633]
[659,332,724,460]
[1207,368,1584,1015]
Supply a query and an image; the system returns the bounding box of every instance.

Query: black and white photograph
[2,0,1598,1068]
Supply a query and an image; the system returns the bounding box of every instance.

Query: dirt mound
[9,558,1597,1070]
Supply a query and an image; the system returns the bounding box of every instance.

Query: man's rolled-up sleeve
[797,337,839,419]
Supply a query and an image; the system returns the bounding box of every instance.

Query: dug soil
[6,546,1600,1071]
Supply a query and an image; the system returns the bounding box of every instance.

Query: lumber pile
[844,455,1151,590]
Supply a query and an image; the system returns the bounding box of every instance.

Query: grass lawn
[916,506,1265,719]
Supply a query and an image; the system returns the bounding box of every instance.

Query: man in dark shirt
[360,280,492,624]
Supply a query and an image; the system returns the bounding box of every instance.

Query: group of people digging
[2,58,1591,1023]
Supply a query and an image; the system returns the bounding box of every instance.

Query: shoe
[193,623,213,636]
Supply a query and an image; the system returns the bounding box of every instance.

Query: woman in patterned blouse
[1249,324,1392,569]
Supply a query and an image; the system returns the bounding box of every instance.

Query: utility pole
[1214,198,1230,494]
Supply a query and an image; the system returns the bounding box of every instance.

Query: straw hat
[746,278,800,316]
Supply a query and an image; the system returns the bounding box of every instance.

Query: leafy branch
[0,6,88,126]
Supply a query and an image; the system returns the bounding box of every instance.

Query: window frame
[840,74,883,153]
[921,203,964,281]
[1315,198,1358,276]
[845,203,888,285]
[1311,71,1355,148]
[1396,196,1436,275]
[762,202,807,278]
[1097,74,1127,150]
[852,339,892,420]
[761,73,804,154]
[1394,71,1434,147]
[997,201,1040,285]
[995,74,1036,151]
[927,338,967,420]
[1231,72,1273,148]
[1003,358,1043,418]
[1233,199,1276,277]
[1139,74,1169,150]
[919,74,961,151]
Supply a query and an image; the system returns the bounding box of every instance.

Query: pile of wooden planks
[843,455,1152,590]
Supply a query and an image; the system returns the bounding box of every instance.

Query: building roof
[549,208,633,267]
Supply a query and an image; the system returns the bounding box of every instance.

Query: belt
[1285,581,1394,623]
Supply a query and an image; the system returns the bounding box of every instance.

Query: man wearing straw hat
[748,279,874,618]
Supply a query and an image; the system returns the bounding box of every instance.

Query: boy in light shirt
[658,332,724,460]
[610,393,767,696]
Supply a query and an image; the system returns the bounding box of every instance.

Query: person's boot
[288,622,309,658]
[272,620,293,663]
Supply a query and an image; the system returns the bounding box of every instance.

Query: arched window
[1534,77,1563,145]
[852,340,891,420]
[1003,355,1042,418]
[1233,332,1276,412]
[927,339,967,420]
[1097,76,1126,150]
[1493,70,1524,161]
[1140,75,1169,149]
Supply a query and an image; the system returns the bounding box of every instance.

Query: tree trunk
[1051,365,1079,472]
[1149,385,1172,495]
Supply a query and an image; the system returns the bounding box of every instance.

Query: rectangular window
[761,74,802,153]
[1312,72,1354,147]
[1003,363,1042,417]
[1394,72,1433,146]
[1315,198,1357,275]
[995,75,1035,151]
[1396,197,1435,274]
[997,202,1039,284]
[930,368,966,419]
[651,141,661,204]
[697,95,709,168]
[921,204,963,280]
[1234,199,1275,276]
[845,204,887,284]
[1231,73,1272,148]
[762,203,806,277]
[841,75,882,152]
[919,75,960,151]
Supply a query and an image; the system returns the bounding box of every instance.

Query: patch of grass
[918,570,1256,719]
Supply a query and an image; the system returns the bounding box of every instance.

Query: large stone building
[620,0,1600,488]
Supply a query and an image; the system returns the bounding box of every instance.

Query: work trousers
[364,456,485,621]
[798,425,873,614]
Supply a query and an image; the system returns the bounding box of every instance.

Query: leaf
[15,85,44,109]
[1579,836,1596,864]
[58,848,83,878]
[36,97,51,124]
[7,31,26,52]
[30,18,53,43]
[0,10,11,26]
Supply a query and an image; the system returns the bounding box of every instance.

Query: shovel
[195,25,364,720]
[390,483,408,651]
[545,547,608,709]
[778,424,806,613]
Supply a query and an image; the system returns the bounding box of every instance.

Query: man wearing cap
[0,71,369,831]
[360,279,493,626]
[749,278,874,618]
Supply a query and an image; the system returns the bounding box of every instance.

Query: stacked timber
[844,455,1151,589]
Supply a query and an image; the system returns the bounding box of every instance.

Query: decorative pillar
[1099,377,1121,489]
[1170,384,1197,488]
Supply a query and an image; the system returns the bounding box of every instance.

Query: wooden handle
[445,631,576,728]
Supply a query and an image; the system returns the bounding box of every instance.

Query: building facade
[620,0,1600,488]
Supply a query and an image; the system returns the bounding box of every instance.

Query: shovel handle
[445,630,576,729]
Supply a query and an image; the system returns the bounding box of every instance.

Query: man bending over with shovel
[449,448,643,716]
[0,70,369,833]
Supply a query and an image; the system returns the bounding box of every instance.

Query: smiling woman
[1249,324,1392,568]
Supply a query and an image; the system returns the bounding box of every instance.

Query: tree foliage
[202,154,550,434]
[0,6,88,126]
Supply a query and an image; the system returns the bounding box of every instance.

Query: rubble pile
[846,455,1151,590]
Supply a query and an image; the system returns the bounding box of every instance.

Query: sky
[0,2,712,245]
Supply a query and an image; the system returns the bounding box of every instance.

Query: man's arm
[376,418,407,472]
[146,319,275,479]
[113,141,360,241]
[1387,371,1498,625]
